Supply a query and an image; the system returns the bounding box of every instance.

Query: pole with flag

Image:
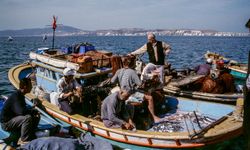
[52,16,57,50]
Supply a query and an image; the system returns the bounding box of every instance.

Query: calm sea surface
[0,36,249,149]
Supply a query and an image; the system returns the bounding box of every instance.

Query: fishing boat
[163,72,243,103]
[0,95,73,149]
[28,43,114,93]
[8,61,243,149]
[204,51,247,80]
[163,51,245,103]
[42,34,47,42]
[7,36,13,42]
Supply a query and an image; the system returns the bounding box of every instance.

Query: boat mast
[52,16,57,50]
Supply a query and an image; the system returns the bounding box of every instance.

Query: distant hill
[0,25,84,37]
[0,26,249,37]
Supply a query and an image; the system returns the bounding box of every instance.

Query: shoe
[0,139,4,144]
[93,115,101,121]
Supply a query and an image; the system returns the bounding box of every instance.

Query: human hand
[32,98,41,107]
[30,108,40,116]
[127,53,135,58]
[128,119,135,128]
[123,122,134,130]
[67,91,74,98]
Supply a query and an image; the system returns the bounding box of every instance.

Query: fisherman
[141,63,163,83]
[101,88,135,130]
[129,32,171,83]
[0,78,40,145]
[111,57,161,123]
[56,67,82,115]
[194,58,212,76]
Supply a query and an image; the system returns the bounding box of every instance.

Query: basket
[77,56,93,73]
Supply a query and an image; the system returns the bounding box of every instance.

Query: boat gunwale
[31,60,112,79]
[163,86,242,103]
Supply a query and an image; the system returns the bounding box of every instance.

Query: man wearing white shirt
[129,33,171,83]
[57,68,82,114]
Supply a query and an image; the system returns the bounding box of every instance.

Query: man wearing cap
[141,63,162,82]
[194,58,212,76]
[101,88,135,130]
[56,68,82,114]
[129,33,171,83]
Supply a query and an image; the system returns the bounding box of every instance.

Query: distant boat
[42,34,47,42]
[7,36,13,41]
[204,51,247,80]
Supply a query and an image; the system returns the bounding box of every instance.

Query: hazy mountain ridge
[0,26,249,37]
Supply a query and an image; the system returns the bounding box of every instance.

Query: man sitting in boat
[194,58,212,75]
[0,78,40,145]
[101,88,135,130]
[56,68,82,115]
[141,63,164,86]
[111,57,161,123]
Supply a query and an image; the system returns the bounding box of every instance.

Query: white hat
[152,68,160,74]
[63,68,76,76]
[206,58,213,64]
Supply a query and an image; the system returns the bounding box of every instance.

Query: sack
[50,92,59,106]
[135,60,144,74]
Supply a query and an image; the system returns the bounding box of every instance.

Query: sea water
[0,36,249,149]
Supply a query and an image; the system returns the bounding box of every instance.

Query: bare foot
[153,116,161,123]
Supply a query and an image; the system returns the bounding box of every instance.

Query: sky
[0,0,249,32]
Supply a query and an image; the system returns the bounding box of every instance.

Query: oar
[193,111,202,129]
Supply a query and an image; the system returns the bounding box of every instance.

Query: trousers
[1,114,40,143]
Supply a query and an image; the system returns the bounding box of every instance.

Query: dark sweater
[0,90,29,123]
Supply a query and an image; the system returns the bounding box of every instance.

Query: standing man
[129,33,171,83]
[0,78,40,144]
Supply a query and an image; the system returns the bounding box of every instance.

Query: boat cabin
[30,44,113,93]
